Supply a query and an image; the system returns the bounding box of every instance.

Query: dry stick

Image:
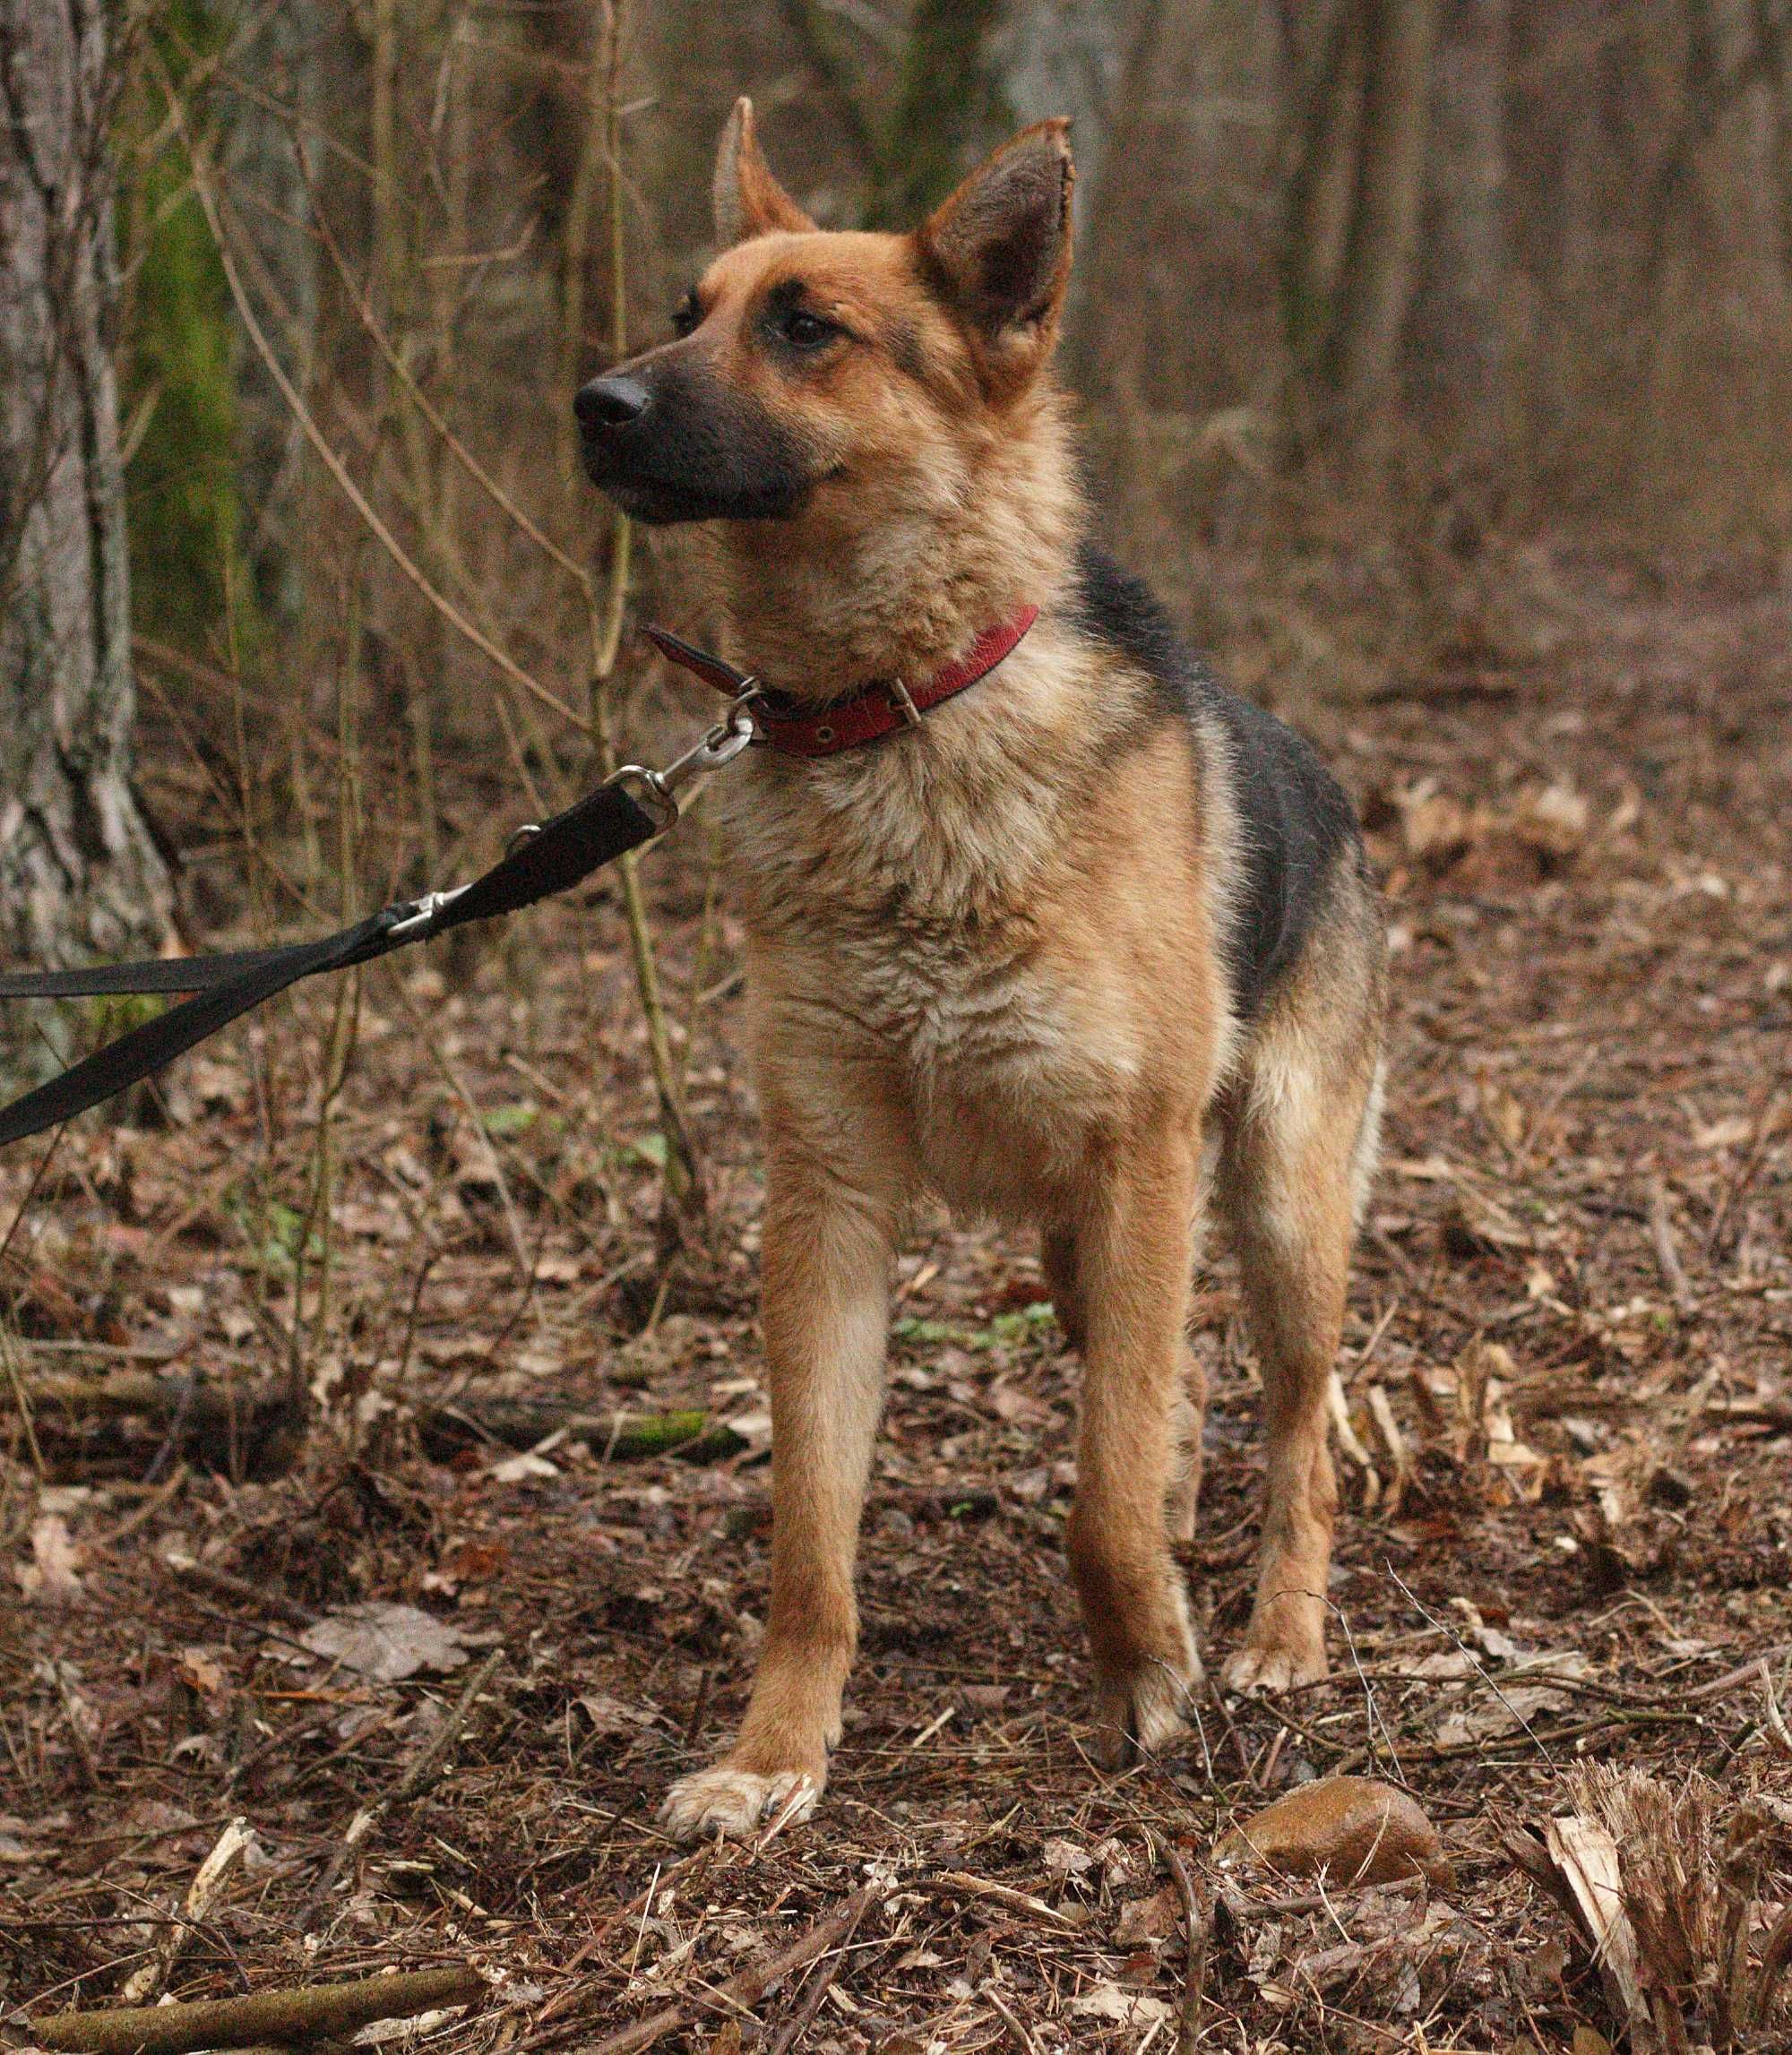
[1705,1081,1787,1256]
[31,1966,484,2055]
[307,185,593,593]
[158,78,582,732]
[925,1871,1082,1931]
[298,1647,504,1929]
[985,1988,1043,2055]
[1647,1176,1696,1317]
[1163,1843,1210,2055]
[162,1553,317,1629]
[0,1322,46,1478]
[764,1889,878,2055]
[579,1887,881,2055]
[393,980,533,1278]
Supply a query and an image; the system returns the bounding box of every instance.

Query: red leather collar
[643,608,1038,759]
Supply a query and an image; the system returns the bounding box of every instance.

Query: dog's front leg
[659,1148,893,1841]
[1064,1128,1204,1764]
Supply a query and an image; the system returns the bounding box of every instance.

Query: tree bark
[992,0,1133,321]
[869,0,1012,226]
[1325,0,1440,453]
[1409,0,1512,451]
[0,0,173,985]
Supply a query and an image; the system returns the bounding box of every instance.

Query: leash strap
[0,771,675,1150]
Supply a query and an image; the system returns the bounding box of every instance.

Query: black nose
[574,374,650,430]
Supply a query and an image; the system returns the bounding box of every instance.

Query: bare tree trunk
[994,0,1132,322]
[1281,0,1366,376]
[1325,0,1439,454]
[870,0,1011,225]
[1410,0,1510,431]
[0,0,173,979]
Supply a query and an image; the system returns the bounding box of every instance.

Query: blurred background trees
[8,0,1792,982]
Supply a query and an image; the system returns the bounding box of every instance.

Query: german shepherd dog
[576,102,1385,1840]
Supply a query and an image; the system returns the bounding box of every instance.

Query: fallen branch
[581,1887,880,2055]
[1648,1176,1697,1317]
[8,1371,749,1476]
[12,1367,304,1480]
[418,1399,745,1464]
[31,1965,484,2055]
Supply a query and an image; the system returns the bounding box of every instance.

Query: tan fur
[626,104,1386,1840]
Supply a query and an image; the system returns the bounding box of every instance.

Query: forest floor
[4,543,1792,2052]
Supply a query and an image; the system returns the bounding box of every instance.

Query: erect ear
[713,97,815,245]
[913,120,1074,399]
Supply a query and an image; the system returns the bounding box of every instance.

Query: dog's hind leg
[1216,957,1383,1696]
[659,1098,902,1842]
[1063,1122,1206,1765]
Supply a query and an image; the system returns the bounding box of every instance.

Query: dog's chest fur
[716,636,1207,1213]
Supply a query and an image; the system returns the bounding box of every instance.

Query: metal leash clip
[384,884,471,942]
[608,685,761,830]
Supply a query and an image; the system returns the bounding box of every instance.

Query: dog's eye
[670,293,702,339]
[780,308,838,351]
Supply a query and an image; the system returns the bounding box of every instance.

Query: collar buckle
[886,678,922,728]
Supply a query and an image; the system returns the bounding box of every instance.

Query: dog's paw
[1221,1638,1327,1696]
[658,1765,820,1843]
[1090,1647,1203,1767]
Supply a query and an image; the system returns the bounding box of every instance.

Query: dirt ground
[4,546,1792,2051]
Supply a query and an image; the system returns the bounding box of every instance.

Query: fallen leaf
[20,1514,82,1602]
[1115,1886,1179,1945]
[1213,1776,1451,1888]
[177,1647,228,1698]
[300,1602,468,1681]
[574,1691,650,1736]
[1067,1984,1171,2026]
[1043,1836,1094,1879]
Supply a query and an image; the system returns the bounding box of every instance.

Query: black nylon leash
[0,660,762,1151]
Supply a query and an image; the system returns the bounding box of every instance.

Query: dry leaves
[298,1603,469,1682]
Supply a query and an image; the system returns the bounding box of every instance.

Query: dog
[575,100,1385,1841]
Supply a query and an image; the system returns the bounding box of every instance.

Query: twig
[764,1888,877,2055]
[1163,1843,1210,2055]
[297,1647,504,1928]
[31,1965,485,2055]
[49,1660,99,1790]
[581,1887,881,2055]
[925,1870,1083,1930]
[164,1552,317,1628]
[985,1987,1042,2055]
[1647,1176,1696,1317]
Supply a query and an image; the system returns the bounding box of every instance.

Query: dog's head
[575,99,1073,527]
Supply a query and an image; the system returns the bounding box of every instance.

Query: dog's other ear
[915,119,1074,400]
[714,97,815,245]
